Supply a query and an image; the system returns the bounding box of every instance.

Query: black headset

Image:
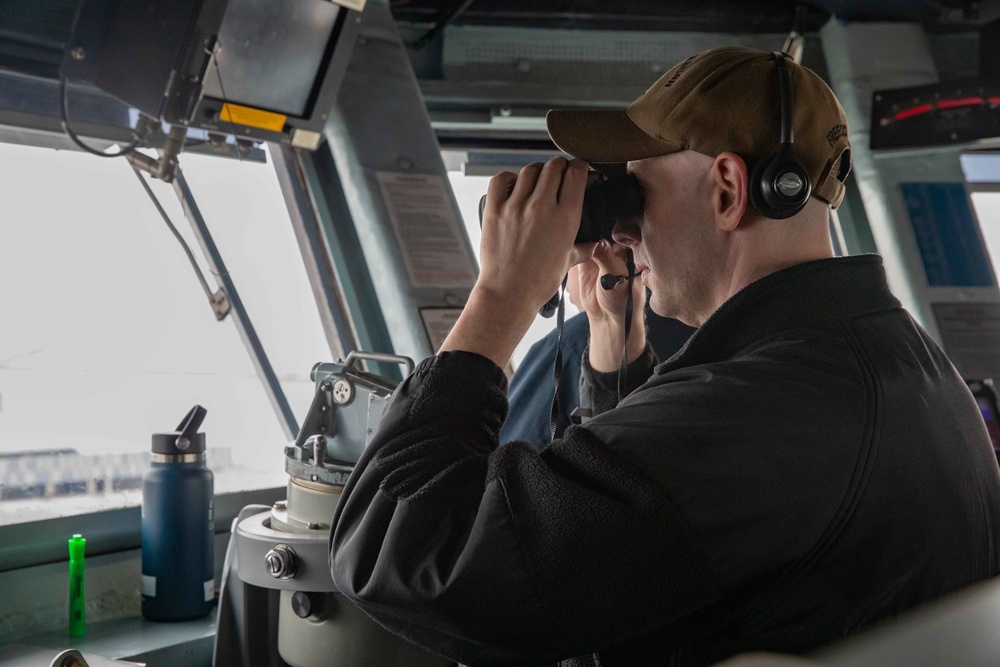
[748,51,812,220]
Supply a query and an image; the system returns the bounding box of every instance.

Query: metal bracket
[209,288,231,320]
[235,510,338,592]
[294,385,338,448]
[125,124,187,182]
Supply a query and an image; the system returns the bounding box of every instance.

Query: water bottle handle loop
[175,405,207,450]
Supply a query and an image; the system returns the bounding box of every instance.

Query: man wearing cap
[329,47,1000,666]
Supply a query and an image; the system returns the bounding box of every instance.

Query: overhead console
[60,0,367,150]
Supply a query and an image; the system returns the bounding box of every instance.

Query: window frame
[0,486,283,573]
[0,141,346,569]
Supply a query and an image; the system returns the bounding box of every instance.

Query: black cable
[208,41,244,163]
[59,77,140,158]
[618,250,636,403]
[781,3,805,65]
[130,165,217,303]
[548,273,569,442]
[411,0,477,49]
[792,2,805,34]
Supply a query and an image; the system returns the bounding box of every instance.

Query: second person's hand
[577,241,647,372]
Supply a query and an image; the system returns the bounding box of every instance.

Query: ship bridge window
[964,153,1000,283]
[962,153,1000,183]
[971,192,1000,274]
[0,142,329,526]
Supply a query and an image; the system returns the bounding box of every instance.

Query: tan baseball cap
[546,46,852,208]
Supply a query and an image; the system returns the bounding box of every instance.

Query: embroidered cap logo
[826,123,847,147]
[663,56,696,88]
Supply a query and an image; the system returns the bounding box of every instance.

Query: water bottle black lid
[152,405,207,455]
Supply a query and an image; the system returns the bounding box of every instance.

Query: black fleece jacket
[330,255,1000,666]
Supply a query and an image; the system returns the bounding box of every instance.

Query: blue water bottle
[141,405,215,621]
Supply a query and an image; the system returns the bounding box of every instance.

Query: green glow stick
[68,534,86,637]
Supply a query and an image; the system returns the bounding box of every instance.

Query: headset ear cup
[749,51,813,221]
[749,153,781,219]
[749,152,811,220]
[777,161,811,217]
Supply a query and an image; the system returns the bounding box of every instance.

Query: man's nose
[611,218,641,248]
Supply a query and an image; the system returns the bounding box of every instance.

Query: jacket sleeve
[579,342,657,417]
[329,350,716,667]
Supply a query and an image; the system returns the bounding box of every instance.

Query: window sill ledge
[6,610,217,667]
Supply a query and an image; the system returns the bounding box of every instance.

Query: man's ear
[711,152,749,232]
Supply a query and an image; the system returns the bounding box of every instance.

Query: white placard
[377,172,477,289]
[420,308,464,353]
[933,302,1000,380]
[142,575,156,597]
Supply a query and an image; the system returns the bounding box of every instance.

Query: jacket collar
[656,255,901,374]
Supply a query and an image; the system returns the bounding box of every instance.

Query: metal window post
[172,167,300,441]
[270,144,359,362]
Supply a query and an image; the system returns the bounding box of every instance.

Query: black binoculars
[477,171,644,244]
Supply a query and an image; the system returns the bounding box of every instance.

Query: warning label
[376,172,477,289]
[933,302,1000,380]
[220,103,286,132]
[420,308,464,353]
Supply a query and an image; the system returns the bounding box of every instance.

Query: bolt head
[264,544,297,579]
[71,47,86,61]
